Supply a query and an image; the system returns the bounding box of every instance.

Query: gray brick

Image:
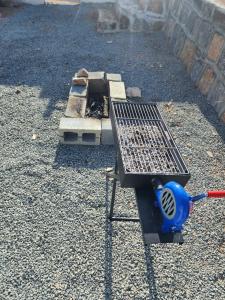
[101,118,114,145]
[106,73,122,82]
[65,96,87,118]
[213,8,225,30]
[88,72,105,80]
[109,81,126,99]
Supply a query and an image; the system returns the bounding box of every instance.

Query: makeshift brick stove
[57,69,127,145]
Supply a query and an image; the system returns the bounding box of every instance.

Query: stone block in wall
[221,113,225,123]
[178,1,191,26]
[207,33,225,62]
[213,7,225,31]
[180,39,197,72]
[147,0,164,15]
[192,19,213,51]
[207,80,225,119]
[165,19,176,39]
[190,59,205,83]
[186,10,198,34]
[170,0,181,18]
[137,0,146,11]
[197,66,216,95]
[171,24,186,56]
[192,0,214,19]
[218,47,225,75]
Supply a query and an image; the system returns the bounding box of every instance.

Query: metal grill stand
[108,160,140,223]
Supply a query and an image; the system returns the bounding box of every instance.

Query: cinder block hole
[120,15,130,30]
[98,22,108,31]
[82,133,96,143]
[86,80,109,118]
[110,22,117,30]
[64,132,78,142]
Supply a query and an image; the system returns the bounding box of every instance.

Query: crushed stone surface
[0,3,224,300]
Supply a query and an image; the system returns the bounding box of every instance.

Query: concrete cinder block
[88,71,105,80]
[70,84,88,98]
[101,118,114,145]
[58,117,101,145]
[97,9,119,33]
[65,96,87,118]
[106,73,122,82]
[109,81,126,99]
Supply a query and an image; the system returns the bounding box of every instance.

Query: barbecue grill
[110,102,190,188]
[107,101,225,244]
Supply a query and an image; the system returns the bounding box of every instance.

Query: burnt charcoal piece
[86,95,104,119]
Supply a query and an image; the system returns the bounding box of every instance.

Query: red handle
[207,191,225,198]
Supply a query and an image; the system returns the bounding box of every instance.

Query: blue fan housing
[154,181,192,233]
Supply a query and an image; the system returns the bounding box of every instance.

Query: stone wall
[165,0,225,122]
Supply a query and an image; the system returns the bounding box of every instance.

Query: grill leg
[108,161,139,223]
[109,162,118,220]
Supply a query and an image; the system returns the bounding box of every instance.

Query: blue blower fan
[152,179,225,233]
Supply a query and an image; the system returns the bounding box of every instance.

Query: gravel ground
[0,3,225,300]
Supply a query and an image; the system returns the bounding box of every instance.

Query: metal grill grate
[114,102,161,120]
[111,102,189,176]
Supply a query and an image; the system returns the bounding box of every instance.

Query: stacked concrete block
[58,70,126,145]
[58,117,101,145]
[165,0,225,122]
[106,73,122,82]
[101,118,114,145]
[65,96,87,118]
[97,8,119,33]
[109,81,126,100]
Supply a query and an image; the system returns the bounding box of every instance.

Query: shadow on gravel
[104,178,158,299]
[1,3,224,145]
[53,144,115,169]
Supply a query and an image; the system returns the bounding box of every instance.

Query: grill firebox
[110,102,190,188]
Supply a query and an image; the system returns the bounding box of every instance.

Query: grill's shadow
[104,177,158,299]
